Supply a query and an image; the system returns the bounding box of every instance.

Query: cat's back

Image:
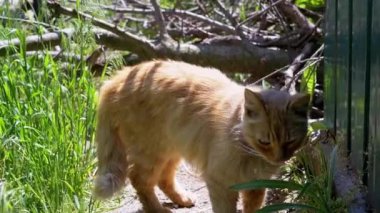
[100,60,240,103]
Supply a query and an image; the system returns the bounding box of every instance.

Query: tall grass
[0,28,98,212]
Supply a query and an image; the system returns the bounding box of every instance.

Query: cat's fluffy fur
[93,60,309,213]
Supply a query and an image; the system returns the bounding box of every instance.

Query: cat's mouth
[264,158,287,166]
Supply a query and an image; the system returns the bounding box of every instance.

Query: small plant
[232,142,346,213]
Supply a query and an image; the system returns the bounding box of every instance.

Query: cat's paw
[158,207,173,213]
[176,193,195,207]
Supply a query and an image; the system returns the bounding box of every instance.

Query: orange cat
[93,60,309,213]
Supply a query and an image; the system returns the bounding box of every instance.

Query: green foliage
[309,120,328,132]
[232,145,346,213]
[0,4,108,210]
[239,4,247,21]
[229,73,250,83]
[295,0,325,9]
[232,179,304,191]
[0,183,13,213]
[160,0,177,8]
[301,62,317,103]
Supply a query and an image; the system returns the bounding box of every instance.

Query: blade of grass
[231,179,304,191]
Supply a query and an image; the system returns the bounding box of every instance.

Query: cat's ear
[289,93,310,117]
[244,88,265,119]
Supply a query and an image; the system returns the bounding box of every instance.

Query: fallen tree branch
[24,50,81,61]
[0,26,293,76]
[93,29,293,76]
[0,28,74,56]
[44,1,295,77]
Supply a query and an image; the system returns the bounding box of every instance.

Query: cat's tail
[93,84,128,199]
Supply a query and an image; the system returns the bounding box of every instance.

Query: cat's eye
[246,109,253,117]
[258,139,270,145]
[286,139,296,144]
[246,108,258,118]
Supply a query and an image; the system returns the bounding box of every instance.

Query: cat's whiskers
[230,124,263,158]
[234,140,263,158]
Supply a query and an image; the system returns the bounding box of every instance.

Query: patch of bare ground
[109,163,286,213]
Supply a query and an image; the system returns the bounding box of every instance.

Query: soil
[109,163,285,213]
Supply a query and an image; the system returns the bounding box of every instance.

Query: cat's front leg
[241,189,266,213]
[205,179,238,213]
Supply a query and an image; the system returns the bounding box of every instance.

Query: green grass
[0,25,100,212]
[0,2,131,211]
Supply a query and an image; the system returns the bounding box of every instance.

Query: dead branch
[214,0,245,39]
[0,24,293,77]
[149,0,171,41]
[167,27,216,39]
[282,42,315,94]
[237,0,285,27]
[284,44,324,93]
[24,50,81,61]
[93,29,293,76]
[0,15,55,29]
[44,1,295,77]
[0,29,74,56]
[277,0,315,31]
[100,6,239,35]
[47,0,156,58]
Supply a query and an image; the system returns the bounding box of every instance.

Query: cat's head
[242,87,309,165]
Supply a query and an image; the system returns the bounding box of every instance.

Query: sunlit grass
[0,27,98,212]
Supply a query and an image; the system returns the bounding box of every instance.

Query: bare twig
[101,6,238,34]
[298,7,324,19]
[249,56,322,86]
[277,0,315,31]
[47,0,156,57]
[237,0,284,27]
[24,50,81,61]
[257,30,301,47]
[168,18,217,39]
[195,0,208,15]
[214,0,246,39]
[282,42,315,94]
[310,106,324,118]
[150,0,171,41]
[289,44,324,85]
[0,15,56,29]
[214,0,237,26]
[293,18,323,47]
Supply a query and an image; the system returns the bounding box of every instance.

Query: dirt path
[109,163,284,213]
[110,163,243,213]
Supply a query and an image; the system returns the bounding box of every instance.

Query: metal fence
[324,0,380,211]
